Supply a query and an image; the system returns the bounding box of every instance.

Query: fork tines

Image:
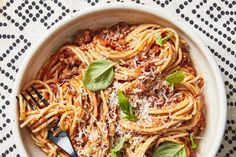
[26,89,42,109]
[30,85,49,107]
[18,93,35,110]
[16,86,49,109]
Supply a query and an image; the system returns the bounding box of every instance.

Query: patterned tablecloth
[0,0,235,156]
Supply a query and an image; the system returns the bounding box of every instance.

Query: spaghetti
[18,22,205,157]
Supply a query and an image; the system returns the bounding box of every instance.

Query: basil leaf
[124,113,136,121]
[57,154,63,157]
[111,136,129,157]
[152,142,187,157]
[83,59,116,91]
[190,133,197,149]
[156,34,173,46]
[117,90,136,121]
[166,71,184,90]
[112,136,129,152]
[112,151,122,157]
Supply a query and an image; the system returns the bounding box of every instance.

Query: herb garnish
[117,90,136,121]
[83,59,116,91]
[152,142,187,157]
[111,136,129,157]
[166,71,184,90]
[156,34,173,46]
[190,133,197,149]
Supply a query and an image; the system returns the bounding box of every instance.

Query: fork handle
[70,152,78,157]
[48,131,78,157]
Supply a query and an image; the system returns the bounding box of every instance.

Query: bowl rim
[11,3,227,157]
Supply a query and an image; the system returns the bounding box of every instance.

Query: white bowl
[11,3,226,157]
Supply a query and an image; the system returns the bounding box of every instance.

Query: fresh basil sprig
[156,34,173,46]
[83,59,116,91]
[189,133,197,149]
[166,71,184,90]
[117,90,136,121]
[152,142,187,157]
[111,136,129,157]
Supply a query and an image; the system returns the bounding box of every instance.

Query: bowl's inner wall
[17,8,223,157]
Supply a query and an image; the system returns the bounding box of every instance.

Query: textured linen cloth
[0,0,235,156]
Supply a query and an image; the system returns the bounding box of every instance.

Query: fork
[16,85,78,157]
